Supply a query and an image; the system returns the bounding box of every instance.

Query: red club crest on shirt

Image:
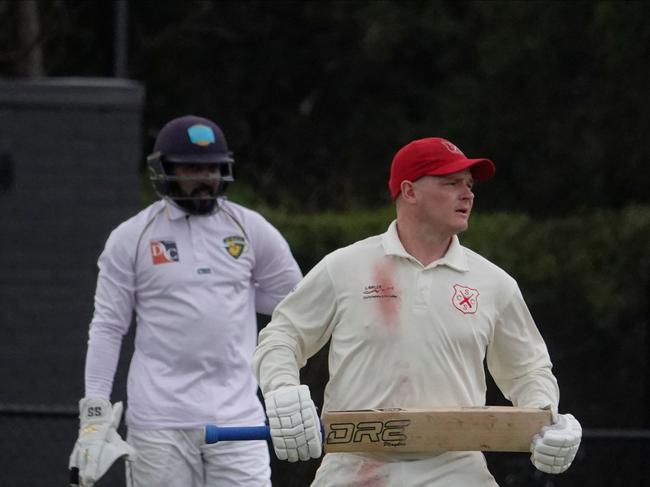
[452,284,479,314]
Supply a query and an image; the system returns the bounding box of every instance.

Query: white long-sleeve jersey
[254,220,559,415]
[85,198,302,429]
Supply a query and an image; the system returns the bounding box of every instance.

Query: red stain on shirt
[372,260,400,333]
[353,457,388,487]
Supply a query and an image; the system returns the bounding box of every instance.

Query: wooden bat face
[322,406,553,453]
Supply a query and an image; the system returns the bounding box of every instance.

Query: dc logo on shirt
[223,235,246,259]
[150,240,179,264]
[452,284,480,314]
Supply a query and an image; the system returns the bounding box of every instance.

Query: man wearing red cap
[253,137,582,485]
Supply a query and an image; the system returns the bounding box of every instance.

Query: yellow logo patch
[223,236,246,259]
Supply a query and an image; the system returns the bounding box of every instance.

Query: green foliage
[464,206,650,330]
[260,205,395,273]
[6,1,648,215]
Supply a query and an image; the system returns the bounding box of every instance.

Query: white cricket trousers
[126,428,271,487]
[311,451,499,487]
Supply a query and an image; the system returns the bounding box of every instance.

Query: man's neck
[395,219,453,267]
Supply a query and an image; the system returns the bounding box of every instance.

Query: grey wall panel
[0,78,144,406]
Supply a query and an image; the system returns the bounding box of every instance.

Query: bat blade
[204,406,552,453]
[323,406,552,453]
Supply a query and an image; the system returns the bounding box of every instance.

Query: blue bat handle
[205,424,271,444]
[205,422,325,444]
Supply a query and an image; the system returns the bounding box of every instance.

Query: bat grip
[205,424,271,444]
[205,422,325,444]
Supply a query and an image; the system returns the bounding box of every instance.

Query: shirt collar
[162,198,228,220]
[164,200,188,220]
[382,220,469,272]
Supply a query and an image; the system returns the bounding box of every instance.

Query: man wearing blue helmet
[69,115,302,486]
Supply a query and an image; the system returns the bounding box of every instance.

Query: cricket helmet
[147,115,235,214]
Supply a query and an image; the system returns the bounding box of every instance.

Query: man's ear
[400,180,416,202]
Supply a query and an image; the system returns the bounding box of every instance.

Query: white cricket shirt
[254,220,559,414]
[85,198,302,429]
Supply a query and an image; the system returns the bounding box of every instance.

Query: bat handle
[205,422,325,444]
[205,424,271,444]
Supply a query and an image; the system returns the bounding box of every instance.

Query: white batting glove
[264,385,322,462]
[68,398,136,486]
[530,413,581,474]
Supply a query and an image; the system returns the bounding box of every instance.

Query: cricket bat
[205,406,552,453]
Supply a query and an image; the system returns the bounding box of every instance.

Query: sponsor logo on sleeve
[150,240,179,264]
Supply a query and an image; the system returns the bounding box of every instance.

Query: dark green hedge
[262,206,395,272]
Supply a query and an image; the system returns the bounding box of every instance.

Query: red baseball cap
[388,137,495,200]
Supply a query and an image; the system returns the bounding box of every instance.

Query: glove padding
[530,413,581,474]
[69,397,136,486]
[264,385,322,462]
